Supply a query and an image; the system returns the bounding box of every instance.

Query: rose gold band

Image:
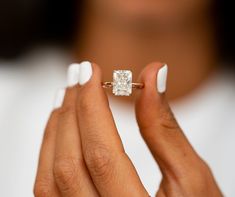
[101,82,144,89]
[132,82,144,89]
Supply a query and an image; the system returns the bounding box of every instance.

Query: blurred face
[88,0,212,27]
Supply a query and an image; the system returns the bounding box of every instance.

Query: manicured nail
[78,61,92,85]
[157,64,168,93]
[53,88,65,109]
[67,63,80,87]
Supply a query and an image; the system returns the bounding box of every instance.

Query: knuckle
[53,156,80,192]
[58,106,76,118]
[183,159,213,192]
[194,160,212,182]
[83,145,113,180]
[159,107,179,131]
[57,107,76,127]
[34,176,53,197]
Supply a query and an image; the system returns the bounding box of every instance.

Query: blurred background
[0,0,235,196]
[0,0,234,60]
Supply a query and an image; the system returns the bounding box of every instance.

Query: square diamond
[113,70,132,96]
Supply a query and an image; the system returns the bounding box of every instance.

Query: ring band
[102,82,144,89]
[102,70,144,96]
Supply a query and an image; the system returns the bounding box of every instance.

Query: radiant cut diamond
[113,70,132,96]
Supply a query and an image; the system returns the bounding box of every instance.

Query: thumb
[135,62,203,178]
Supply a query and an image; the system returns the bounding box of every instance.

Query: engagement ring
[102,70,144,96]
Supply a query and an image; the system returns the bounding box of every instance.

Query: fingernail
[157,64,168,93]
[79,61,92,85]
[67,63,80,87]
[53,88,65,109]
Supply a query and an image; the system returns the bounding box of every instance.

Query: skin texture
[34,63,223,197]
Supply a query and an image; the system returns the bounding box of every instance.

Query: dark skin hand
[34,62,223,197]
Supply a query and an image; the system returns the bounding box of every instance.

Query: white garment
[0,50,235,197]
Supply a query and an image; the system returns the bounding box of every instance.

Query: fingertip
[136,62,167,101]
[138,62,164,84]
[78,61,103,87]
[77,62,108,111]
[135,62,168,126]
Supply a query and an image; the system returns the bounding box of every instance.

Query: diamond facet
[113,70,132,96]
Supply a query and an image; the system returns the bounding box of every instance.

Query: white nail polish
[53,88,65,109]
[78,61,92,85]
[157,64,168,93]
[67,63,80,87]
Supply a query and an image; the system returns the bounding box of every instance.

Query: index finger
[76,62,149,197]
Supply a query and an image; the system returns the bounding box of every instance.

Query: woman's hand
[34,62,223,197]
